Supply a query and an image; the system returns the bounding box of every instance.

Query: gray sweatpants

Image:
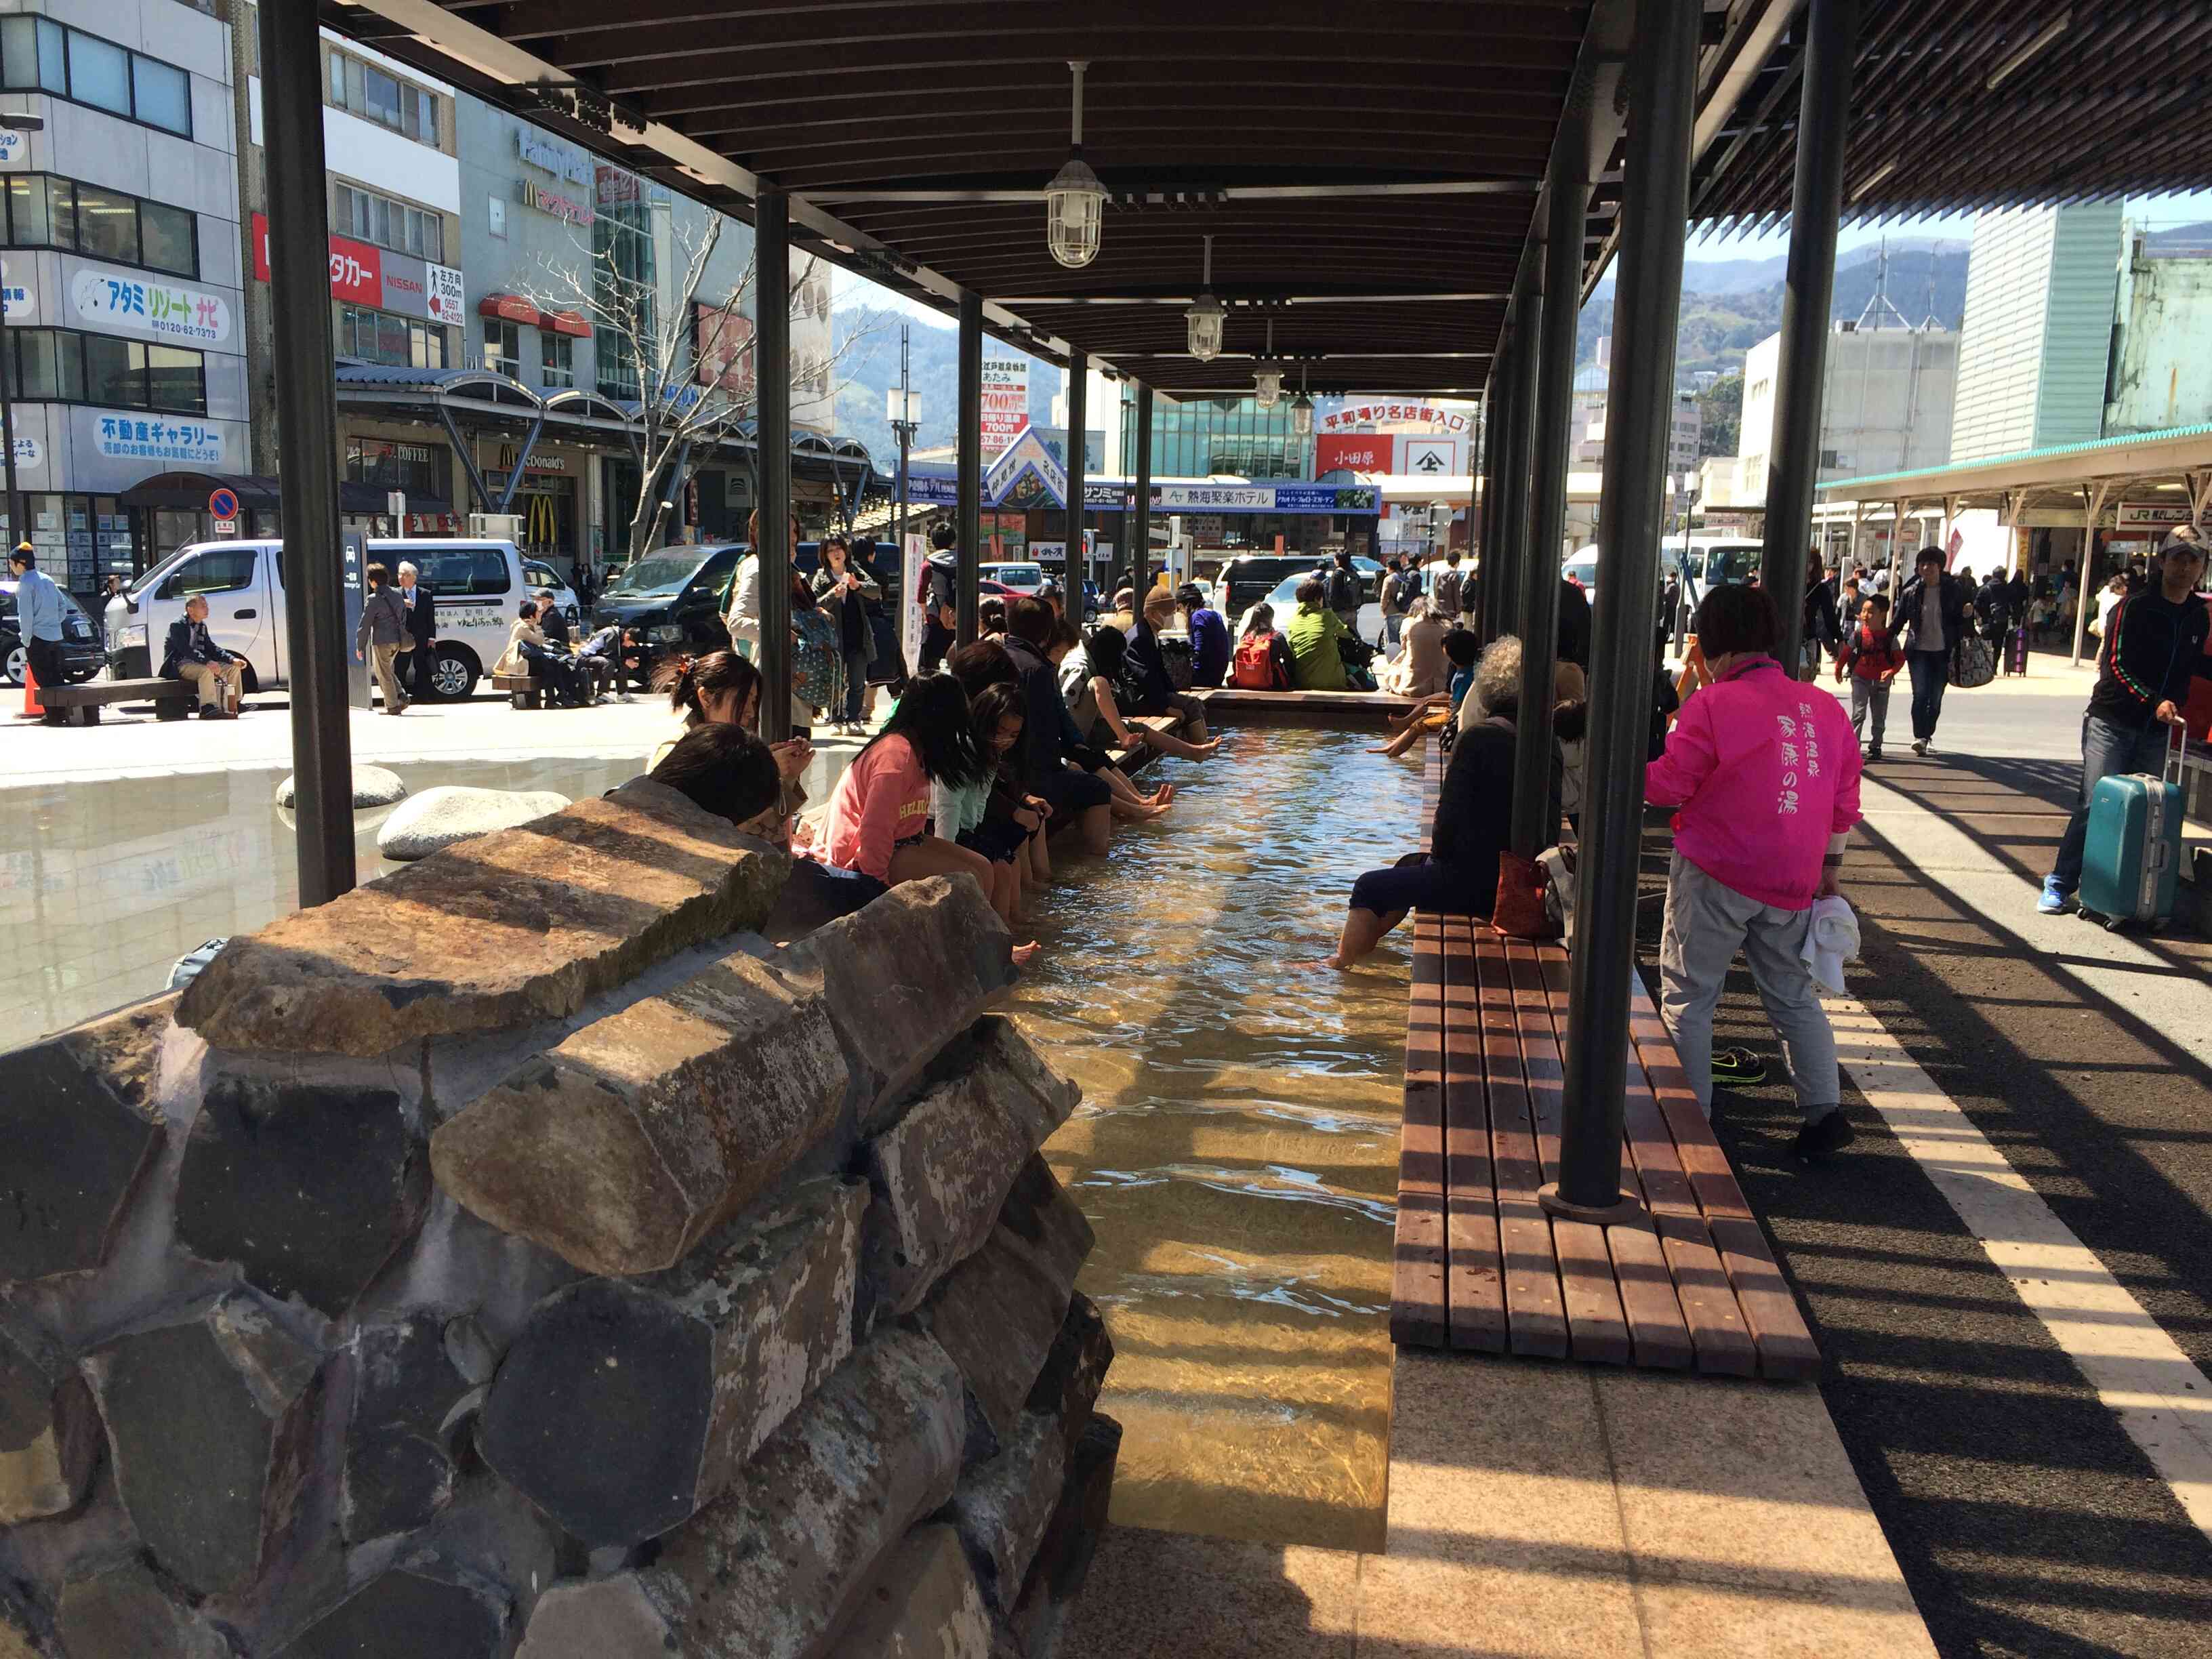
[1657,851,1838,1123]
[1848,676,1890,750]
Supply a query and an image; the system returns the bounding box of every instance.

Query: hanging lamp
[1044,61,1105,269]
[1185,235,1225,361]
[1289,364,1314,435]
[1253,317,1284,407]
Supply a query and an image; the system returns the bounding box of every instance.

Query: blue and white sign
[1271,485,1380,514]
[94,413,224,467]
[7,435,40,471]
[0,129,26,169]
[72,268,232,345]
[517,129,593,186]
[1,282,29,321]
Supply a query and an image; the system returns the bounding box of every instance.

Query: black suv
[590,545,745,660]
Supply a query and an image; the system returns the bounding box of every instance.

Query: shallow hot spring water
[1012,724,1421,1553]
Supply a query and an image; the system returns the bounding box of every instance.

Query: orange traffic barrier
[21,658,42,718]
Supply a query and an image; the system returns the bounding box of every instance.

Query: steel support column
[258,0,354,904]
[957,291,983,645]
[755,187,793,741]
[1065,354,1087,581]
[1132,384,1154,602]
[1487,323,1532,644]
[1502,286,1544,640]
[1547,0,1698,1220]
[1512,147,1589,859]
[1765,0,1858,676]
[1475,373,1502,636]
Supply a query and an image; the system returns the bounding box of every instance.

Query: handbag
[1160,634,1195,691]
[1949,636,1996,690]
[1490,851,1559,941]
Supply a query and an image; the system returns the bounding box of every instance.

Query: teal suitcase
[2077,726,2185,930]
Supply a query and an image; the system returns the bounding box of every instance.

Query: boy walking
[1835,593,1905,761]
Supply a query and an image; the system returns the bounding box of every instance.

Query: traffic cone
[21,658,42,718]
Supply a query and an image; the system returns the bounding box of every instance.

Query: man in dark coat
[396,559,438,699]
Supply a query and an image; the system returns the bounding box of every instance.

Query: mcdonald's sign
[519,491,561,550]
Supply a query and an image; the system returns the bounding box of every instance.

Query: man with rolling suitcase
[2039,526,2211,916]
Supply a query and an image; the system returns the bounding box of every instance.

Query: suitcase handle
[2165,718,2188,788]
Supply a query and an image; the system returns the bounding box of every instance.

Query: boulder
[997,1155,1095,1301]
[857,1019,1081,1317]
[376,787,571,861]
[511,1576,672,1659]
[430,949,846,1276]
[478,1179,865,1549]
[621,1327,965,1658]
[82,1291,325,1599]
[340,1314,476,1542]
[1008,1413,1124,1654]
[270,1561,508,1659]
[54,1555,235,1659]
[832,1523,991,1659]
[177,780,790,1057]
[779,876,1015,1134]
[0,1315,101,1525]
[912,1230,1071,1467]
[274,764,407,809]
[0,998,169,1285]
[174,1076,428,1316]
[1026,1294,1115,1461]
[946,1408,1066,1614]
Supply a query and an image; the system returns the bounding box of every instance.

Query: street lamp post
[0,112,47,551]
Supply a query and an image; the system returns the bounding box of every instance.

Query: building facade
[1949,202,2122,463]
[1,0,245,594]
[2102,223,2212,436]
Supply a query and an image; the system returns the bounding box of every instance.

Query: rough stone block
[833,1523,991,1659]
[947,1408,1067,1614]
[633,1326,964,1658]
[174,1076,428,1316]
[0,998,169,1285]
[859,1019,1081,1317]
[177,780,791,1057]
[340,1313,474,1543]
[912,1230,1070,1466]
[1008,1413,1124,1654]
[270,1561,508,1658]
[54,1555,234,1659]
[430,949,846,1276]
[997,1155,1095,1302]
[276,764,408,809]
[1025,1294,1115,1460]
[511,1576,672,1659]
[376,786,571,860]
[0,1315,100,1526]
[480,1179,866,1549]
[82,1291,325,1599]
[779,876,1015,1134]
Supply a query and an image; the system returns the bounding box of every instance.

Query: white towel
[1801,895,1860,995]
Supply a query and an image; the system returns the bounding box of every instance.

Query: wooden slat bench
[38,677,196,724]
[1188,686,1416,725]
[1389,739,1821,1380]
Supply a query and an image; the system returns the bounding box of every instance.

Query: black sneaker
[1792,1109,1855,1163]
[1711,1046,1767,1088]
[1866,745,1883,762]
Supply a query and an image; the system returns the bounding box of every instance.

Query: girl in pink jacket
[1645,584,1863,1163]
[819,675,996,894]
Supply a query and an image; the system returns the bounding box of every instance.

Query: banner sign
[2116,500,2196,532]
[517,129,592,186]
[907,476,1379,514]
[980,352,1029,459]
[1313,395,1471,436]
[72,268,231,344]
[251,214,459,325]
[1317,435,1391,474]
[94,413,224,467]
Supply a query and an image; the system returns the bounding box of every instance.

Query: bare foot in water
[1318,954,1353,971]
[1192,739,1223,759]
[1151,782,1176,804]
[1011,941,1040,966]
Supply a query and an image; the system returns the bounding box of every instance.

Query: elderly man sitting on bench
[161,594,245,719]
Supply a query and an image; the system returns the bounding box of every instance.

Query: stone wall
[0,779,1118,1658]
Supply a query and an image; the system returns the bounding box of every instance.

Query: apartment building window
[3,327,206,414]
[541,332,575,390]
[3,176,197,280]
[483,317,520,377]
[337,302,448,370]
[335,183,443,264]
[327,48,440,146]
[0,17,192,137]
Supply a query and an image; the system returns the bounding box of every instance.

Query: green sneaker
[1711,1046,1768,1087]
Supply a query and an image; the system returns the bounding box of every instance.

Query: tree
[522,215,880,563]
[1698,373,1743,460]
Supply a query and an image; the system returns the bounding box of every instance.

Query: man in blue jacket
[2040,527,2211,913]
[7,544,66,726]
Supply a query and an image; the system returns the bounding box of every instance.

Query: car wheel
[2,642,22,687]
[429,648,476,699]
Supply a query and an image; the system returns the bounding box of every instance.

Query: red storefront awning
[544,308,592,338]
[478,293,539,325]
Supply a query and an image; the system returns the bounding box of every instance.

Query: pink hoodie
[820,734,932,882]
[1645,656,1862,912]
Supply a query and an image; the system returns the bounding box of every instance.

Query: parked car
[590,544,745,660]
[981,561,1046,595]
[1674,535,1763,612]
[1,580,106,686]
[106,537,536,701]
[520,559,581,626]
[1561,546,1601,609]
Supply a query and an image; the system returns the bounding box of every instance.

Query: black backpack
[1327,566,1359,613]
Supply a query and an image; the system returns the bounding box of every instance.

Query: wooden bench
[1188,686,1416,725]
[1391,739,1820,1379]
[493,672,548,710]
[38,677,197,725]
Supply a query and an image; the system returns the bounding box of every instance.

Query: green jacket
[1286,602,1348,690]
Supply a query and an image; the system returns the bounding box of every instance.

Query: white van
[1673,535,1764,611]
[106,538,533,701]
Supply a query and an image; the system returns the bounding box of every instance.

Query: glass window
[10,330,78,401]
[5,174,47,245]
[156,547,255,600]
[66,30,130,115]
[0,18,36,89]
[73,184,138,264]
[413,546,510,597]
[363,64,402,127]
[87,335,148,405]
[411,323,446,371]
[138,200,194,276]
[146,346,204,414]
[414,87,437,145]
[131,54,190,136]
[541,332,574,389]
[483,318,518,375]
[35,19,64,93]
[45,178,74,251]
[327,48,344,106]
[376,310,409,363]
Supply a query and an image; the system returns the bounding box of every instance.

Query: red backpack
[1233,629,1282,689]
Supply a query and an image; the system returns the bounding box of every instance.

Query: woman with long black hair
[815,672,1002,907]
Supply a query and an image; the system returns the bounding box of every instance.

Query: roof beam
[804,178,1538,205]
